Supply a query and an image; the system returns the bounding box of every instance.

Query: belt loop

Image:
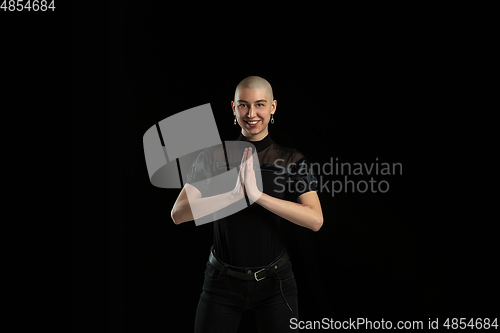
[212,247,228,276]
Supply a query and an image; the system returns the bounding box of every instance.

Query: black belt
[209,248,290,281]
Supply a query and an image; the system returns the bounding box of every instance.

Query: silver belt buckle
[254,268,266,281]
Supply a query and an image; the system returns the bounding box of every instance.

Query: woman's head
[231,76,276,141]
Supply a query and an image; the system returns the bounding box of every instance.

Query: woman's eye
[257,104,264,107]
[238,104,246,108]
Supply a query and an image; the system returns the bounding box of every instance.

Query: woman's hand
[242,147,262,202]
[229,146,322,231]
[231,147,248,201]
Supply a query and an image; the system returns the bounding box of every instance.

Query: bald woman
[172,76,323,333]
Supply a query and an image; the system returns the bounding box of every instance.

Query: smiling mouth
[245,120,260,125]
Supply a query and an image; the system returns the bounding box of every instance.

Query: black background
[102,5,499,333]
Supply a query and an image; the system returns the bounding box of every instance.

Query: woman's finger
[246,147,254,171]
[240,147,247,165]
[239,148,247,180]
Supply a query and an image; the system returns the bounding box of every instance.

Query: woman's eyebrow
[237,99,267,104]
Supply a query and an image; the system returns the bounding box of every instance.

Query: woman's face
[232,88,276,139]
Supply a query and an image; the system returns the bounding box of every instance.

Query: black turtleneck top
[186,134,318,267]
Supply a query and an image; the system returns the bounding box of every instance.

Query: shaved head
[234,76,274,102]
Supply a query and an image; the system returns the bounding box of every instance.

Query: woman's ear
[271,100,277,114]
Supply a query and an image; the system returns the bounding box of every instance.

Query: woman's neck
[240,128,269,141]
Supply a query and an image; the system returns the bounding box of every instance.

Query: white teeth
[247,121,259,125]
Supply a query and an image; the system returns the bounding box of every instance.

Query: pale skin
[171,85,323,231]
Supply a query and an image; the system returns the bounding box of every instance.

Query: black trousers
[194,254,299,333]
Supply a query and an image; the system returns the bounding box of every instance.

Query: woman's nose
[248,106,255,118]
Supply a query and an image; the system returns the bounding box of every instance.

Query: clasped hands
[231,147,262,202]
